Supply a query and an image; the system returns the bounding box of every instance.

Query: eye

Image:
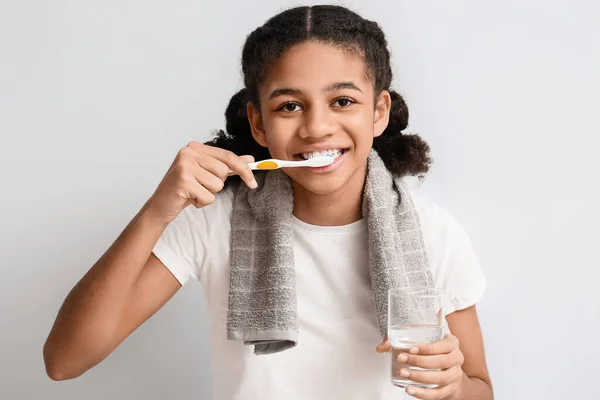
[332,97,355,108]
[277,102,303,112]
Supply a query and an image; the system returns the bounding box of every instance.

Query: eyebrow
[325,81,363,93]
[268,81,363,100]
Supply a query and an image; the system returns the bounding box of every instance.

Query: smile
[296,148,348,160]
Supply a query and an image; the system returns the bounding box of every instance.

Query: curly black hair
[206,5,431,177]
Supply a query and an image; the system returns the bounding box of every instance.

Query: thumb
[376,336,391,353]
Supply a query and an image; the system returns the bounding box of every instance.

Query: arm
[43,142,257,381]
[445,305,493,400]
[390,305,493,400]
[43,207,181,380]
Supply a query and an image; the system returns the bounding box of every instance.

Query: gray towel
[227,150,434,355]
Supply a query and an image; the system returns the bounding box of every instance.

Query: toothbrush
[228,155,334,174]
[248,155,334,170]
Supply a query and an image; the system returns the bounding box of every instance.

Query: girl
[43,5,493,400]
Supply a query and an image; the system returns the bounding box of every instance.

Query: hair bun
[224,88,250,136]
[388,90,409,132]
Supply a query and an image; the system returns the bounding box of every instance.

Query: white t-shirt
[152,185,486,400]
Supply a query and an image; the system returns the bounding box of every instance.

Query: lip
[292,146,349,161]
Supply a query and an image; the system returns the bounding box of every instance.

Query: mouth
[294,148,349,161]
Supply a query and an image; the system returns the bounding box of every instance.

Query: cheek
[346,109,373,125]
[342,111,376,143]
[263,119,296,157]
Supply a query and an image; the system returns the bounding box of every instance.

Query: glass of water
[388,287,444,389]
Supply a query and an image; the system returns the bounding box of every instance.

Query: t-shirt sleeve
[416,194,487,316]
[152,192,227,285]
[437,214,487,315]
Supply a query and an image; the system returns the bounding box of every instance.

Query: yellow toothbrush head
[255,160,279,170]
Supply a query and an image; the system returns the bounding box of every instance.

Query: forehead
[259,41,372,95]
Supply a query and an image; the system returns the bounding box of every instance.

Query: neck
[292,167,366,226]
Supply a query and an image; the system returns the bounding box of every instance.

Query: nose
[298,106,335,140]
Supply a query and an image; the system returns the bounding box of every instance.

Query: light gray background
[1,0,599,399]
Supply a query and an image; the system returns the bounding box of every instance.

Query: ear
[373,90,391,138]
[247,102,268,148]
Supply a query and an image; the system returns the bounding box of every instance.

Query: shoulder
[410,188,467,243]
[152,185,235,284]
[408,184,487,315]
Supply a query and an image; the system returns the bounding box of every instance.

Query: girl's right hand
[145,141,257,225]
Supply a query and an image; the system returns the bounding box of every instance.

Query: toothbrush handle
[228,161,266,174]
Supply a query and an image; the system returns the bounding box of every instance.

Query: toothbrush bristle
[311,155,335,166]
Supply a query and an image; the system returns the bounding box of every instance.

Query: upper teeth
[301,149,344,159]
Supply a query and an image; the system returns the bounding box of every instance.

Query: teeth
[301,149,344,160]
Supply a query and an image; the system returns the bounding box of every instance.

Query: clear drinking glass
[388,287,444,389]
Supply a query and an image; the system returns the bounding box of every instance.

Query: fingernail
[249,178,258,189]
[398,353,408,362]
[400,369,410,378]
[409,346,419,354]
[406,387,417,395]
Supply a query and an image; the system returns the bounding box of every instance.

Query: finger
[399,348,462,370]
[400,364,462,387]
[200,154,256,180]
[227,155,255,177]
[376,337,391,353]
[181,143,254,184]
[196,154,232,181]
[185,141,204,150]
[202,146,257,189]
[240,154,255,163]
[405,383,455,400]
[193,166,225,194]
[187,182,216,208]
[411,334,458,356]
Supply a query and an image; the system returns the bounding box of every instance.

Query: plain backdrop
[1,0,599,399]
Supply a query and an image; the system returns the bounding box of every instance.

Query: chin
[299,180,346,196]
[286,172,353,196]
[282,149,369,196]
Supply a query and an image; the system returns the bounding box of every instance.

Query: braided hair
[206,5,431,177]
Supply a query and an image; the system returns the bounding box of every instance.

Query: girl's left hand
[377,334,466,400]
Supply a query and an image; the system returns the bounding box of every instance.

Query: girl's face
[248,41,391,196]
